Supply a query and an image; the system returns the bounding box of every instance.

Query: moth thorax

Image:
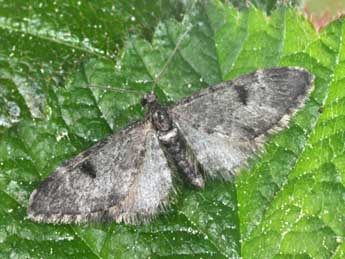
[150,104,173,132]
[158,128,178,144]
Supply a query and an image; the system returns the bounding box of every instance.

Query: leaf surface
[0,1,344,258]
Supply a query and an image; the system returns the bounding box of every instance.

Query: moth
[27,67,314,224]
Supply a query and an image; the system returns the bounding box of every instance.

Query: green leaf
[1,1,345,258]
[0,0,186,59]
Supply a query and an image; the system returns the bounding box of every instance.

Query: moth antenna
[152,26,192,94]
[80,84,145,95]
[75,27,191,97]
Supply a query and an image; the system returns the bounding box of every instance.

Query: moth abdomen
[158,124,204,188]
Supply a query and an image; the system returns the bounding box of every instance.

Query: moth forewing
[27,121,176,224]
[169,67,314,179]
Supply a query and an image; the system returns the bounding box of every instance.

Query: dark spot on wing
[205,128,214,134]
[241,125,256,138]
[234,84,248,105]
[80,161,96,178]
[241,124,270,139]
[107,193,121,205]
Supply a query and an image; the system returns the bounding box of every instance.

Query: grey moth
[27,67,314,224]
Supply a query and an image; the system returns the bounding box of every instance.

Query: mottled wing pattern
[169,67,314,179]
[27,121,174,224]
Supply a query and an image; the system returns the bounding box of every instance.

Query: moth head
[141,93,157,106]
